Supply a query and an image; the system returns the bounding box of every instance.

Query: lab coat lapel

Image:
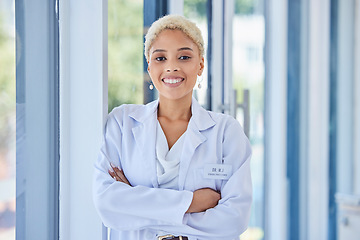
[178,125,206,190]
[178,97,216,190]
[130,100,159,188]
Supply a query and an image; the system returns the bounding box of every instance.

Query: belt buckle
[157,234,183,240]
[157,234,174,240]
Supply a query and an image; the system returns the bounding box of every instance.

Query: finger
[109,164,131,186]
[108,169,118,181]
[118,169,131,185]
[112,167,130,185]
[110,164,122,180]
[113,167,130,185]
[112,166,122,177]
[111,167,129,185]
[110,162,118,173]
[108,169,114,178]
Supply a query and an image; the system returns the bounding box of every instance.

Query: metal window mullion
[49,0,60,238]
[16,0,60,239]
[210,0,224,113]
[328,1,339,239]
[299,0,310,239]
[168,0,184,15]
[206,0,213,110]
[286,1,301,240]
[263,0,289,239]
[354,0,360,196]
[223,0,234,116]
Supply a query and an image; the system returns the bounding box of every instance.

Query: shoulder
[206,110,242,130]
[105,104,145,129]
[191,98,240,132]
[106,100,158,128]
[109,104,143,119]
[206,112,251,164]
[204,110,247,146]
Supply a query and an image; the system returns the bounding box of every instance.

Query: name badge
[203,164,232,180]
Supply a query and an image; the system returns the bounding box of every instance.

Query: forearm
[94,164,194,229]
[186,188,221,213]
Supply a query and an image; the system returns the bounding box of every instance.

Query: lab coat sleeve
[157,120,252,239]
[93,111,194,231]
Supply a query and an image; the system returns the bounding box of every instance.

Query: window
[185,1,266,239]
[0,1,15,239]
[184,0,209,107]
[15,0,60,238]
[108,0,144,111]
[233,0,265,239]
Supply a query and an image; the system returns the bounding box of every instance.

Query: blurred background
[0,0,15,239]
[1,0,359,239]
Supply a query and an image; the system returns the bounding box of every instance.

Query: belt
[157,234,188,240]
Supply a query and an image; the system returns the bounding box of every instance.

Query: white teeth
[163,78,183,84]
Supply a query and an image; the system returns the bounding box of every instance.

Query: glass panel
[184,0,208,108]
[0,1,16,239]
[233,0,265,239]
[108,0,144,111]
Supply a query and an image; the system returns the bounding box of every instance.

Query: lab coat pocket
[193,169,218,191]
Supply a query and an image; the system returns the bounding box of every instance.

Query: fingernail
[110,162,115,168]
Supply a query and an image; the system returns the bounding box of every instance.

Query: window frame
[15,0,60,238]
[59,0,106,239]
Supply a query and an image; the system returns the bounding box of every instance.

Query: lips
[162,77,184,83]
[161,77,184,87]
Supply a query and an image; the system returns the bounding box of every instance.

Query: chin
[161,92,193,101]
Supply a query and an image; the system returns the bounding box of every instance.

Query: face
[147,29,204,102]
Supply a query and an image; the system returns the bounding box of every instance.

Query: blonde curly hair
[144,15,205,61]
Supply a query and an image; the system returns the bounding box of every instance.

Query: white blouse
[156,121,186,190]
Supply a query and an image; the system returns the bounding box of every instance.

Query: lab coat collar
[128,99,159,124]
[190,96,215,131]
[128,97,216,131]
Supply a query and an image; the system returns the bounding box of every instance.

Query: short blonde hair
[144,15,205,61]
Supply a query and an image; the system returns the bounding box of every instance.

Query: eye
[155,56,166,61]
[179,56,191,60]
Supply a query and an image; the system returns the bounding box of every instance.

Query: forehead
[151,29,198,50]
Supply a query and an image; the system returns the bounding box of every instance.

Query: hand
[186,188,221,213]
[108,163,131,186]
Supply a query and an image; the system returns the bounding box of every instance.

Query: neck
[157,95,192,121]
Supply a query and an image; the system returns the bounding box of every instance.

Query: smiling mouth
[162,78,184,84]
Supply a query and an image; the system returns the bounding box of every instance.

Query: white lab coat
[93,97,252,240]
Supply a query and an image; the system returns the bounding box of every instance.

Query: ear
[198,57,205,76]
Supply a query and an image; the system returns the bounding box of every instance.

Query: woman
[93,15,252,240]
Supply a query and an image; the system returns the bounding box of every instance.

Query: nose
[166,66,179,72]
[165,59,179,72]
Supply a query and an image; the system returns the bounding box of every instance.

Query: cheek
[188,66,200,78]
[189,61,202,73]
[148,64,159,77]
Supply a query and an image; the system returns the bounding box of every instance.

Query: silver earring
[149,82,154,90]
[197,75,203,89]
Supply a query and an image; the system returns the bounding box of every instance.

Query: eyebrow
[152,47,194,54]
[178,47,193,52]
[152,49,166,54]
